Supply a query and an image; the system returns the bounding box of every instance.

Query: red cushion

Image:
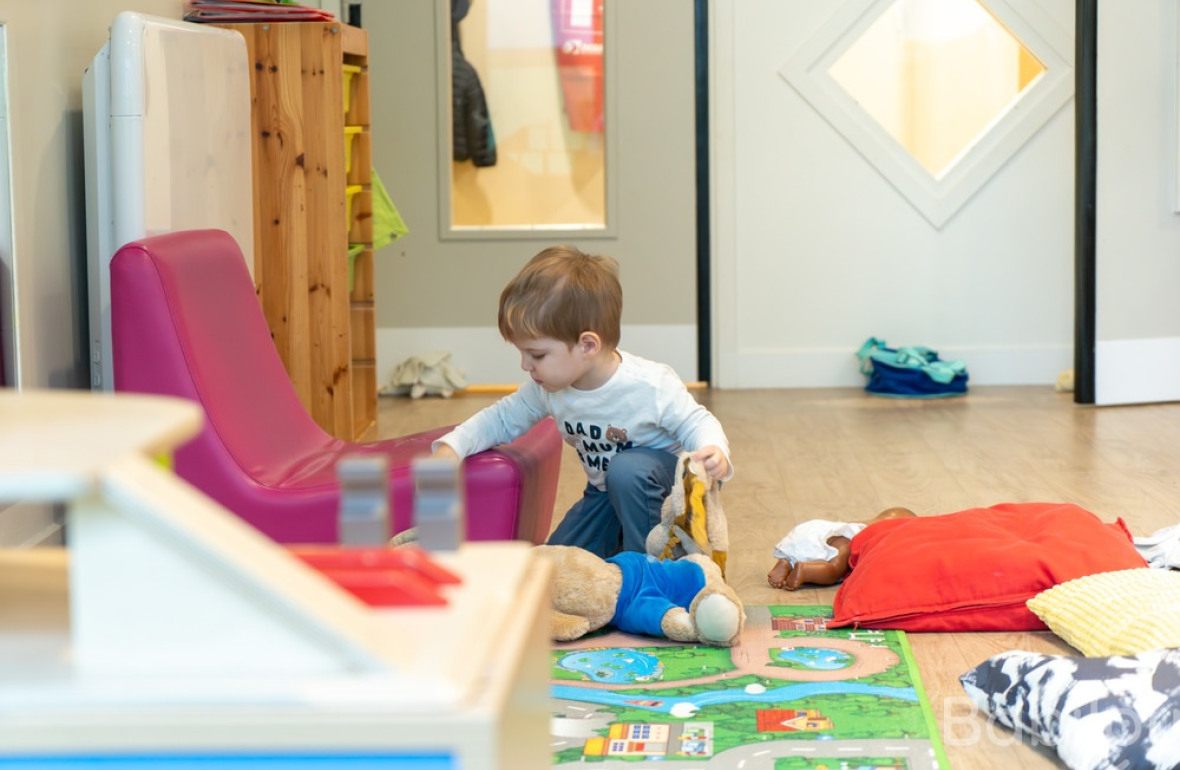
[829,502,1147,632]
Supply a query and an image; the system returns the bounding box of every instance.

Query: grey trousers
[546,447,679,558]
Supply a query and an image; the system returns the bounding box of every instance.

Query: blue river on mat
[551,680,918,713]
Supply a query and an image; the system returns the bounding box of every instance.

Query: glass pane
[829,0,1045,179]
[449,0,606,231]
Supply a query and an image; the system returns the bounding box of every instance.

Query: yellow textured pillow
[1027,568,1180,657]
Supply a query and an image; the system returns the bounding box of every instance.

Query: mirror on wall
[828,0,1044,180]
[443,0,609,235]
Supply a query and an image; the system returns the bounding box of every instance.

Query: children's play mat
[551,605,950,769]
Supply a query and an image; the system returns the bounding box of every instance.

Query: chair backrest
[111,229,337,485]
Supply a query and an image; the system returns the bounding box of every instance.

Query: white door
[711,0,1076,388]
[360,0,700,384]
[1091,2,1180,405]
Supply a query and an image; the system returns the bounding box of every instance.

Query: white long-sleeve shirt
[436,350,732,490]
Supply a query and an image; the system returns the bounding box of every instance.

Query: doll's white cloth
[773,519,867,565]
[1135,523,1180,569]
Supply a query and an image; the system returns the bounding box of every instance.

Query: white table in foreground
[0,389,551,769]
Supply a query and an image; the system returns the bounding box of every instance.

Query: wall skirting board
[1096,337,1180,405]
[725,343,1072,389]
[378,328,1068,390]
[377,325,698,388]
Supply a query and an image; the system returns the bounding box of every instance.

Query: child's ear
[577,331,602,355]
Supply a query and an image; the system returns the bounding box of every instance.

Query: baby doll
[767,506,916,590]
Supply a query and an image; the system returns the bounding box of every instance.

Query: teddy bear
[534,544,745,647]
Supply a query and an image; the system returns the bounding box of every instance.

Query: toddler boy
[433,245,732,558]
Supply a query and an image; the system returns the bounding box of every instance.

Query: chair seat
[243,429,440,490]
[111,229,561,545]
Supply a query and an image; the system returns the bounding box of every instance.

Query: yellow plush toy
[645,453,729,577]
[535,544,744,647]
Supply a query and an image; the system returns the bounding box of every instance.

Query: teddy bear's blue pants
[545,447,678,558]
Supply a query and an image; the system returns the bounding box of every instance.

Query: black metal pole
[1074,0,1097,404]
[694,0,712,383]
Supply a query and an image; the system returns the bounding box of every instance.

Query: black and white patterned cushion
[960,648,1180,770]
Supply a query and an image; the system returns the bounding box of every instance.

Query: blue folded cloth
[856,337,968,398]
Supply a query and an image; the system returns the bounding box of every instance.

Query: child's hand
[432,443,460,461]
[691,445,730,481]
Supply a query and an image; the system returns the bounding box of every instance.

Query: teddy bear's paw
[551,610,592,641]
[660,608,700,642]
[694,593,742,646]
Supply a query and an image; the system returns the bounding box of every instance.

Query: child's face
[514,336,596,392]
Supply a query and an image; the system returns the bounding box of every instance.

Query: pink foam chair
[110,229,561,544]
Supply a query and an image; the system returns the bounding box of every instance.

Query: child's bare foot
[767,558,795,590]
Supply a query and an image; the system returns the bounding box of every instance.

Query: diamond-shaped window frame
[780,0,1073,229]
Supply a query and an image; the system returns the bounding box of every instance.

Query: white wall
[1093,1,1180,404]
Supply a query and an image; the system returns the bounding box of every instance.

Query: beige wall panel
[364,0,695,332]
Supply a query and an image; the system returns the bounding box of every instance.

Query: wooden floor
[377,385,1180,770]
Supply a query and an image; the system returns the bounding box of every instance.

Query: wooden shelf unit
[219,21,376,441]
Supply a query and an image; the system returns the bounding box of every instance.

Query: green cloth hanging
[371,169,408,250]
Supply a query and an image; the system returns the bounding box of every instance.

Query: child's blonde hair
[498,245,622,348]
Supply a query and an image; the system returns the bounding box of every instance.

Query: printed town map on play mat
[551,605,950,769]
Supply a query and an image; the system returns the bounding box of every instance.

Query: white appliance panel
[85,12,254,390]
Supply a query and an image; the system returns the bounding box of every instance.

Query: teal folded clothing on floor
[856,337,968,398]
